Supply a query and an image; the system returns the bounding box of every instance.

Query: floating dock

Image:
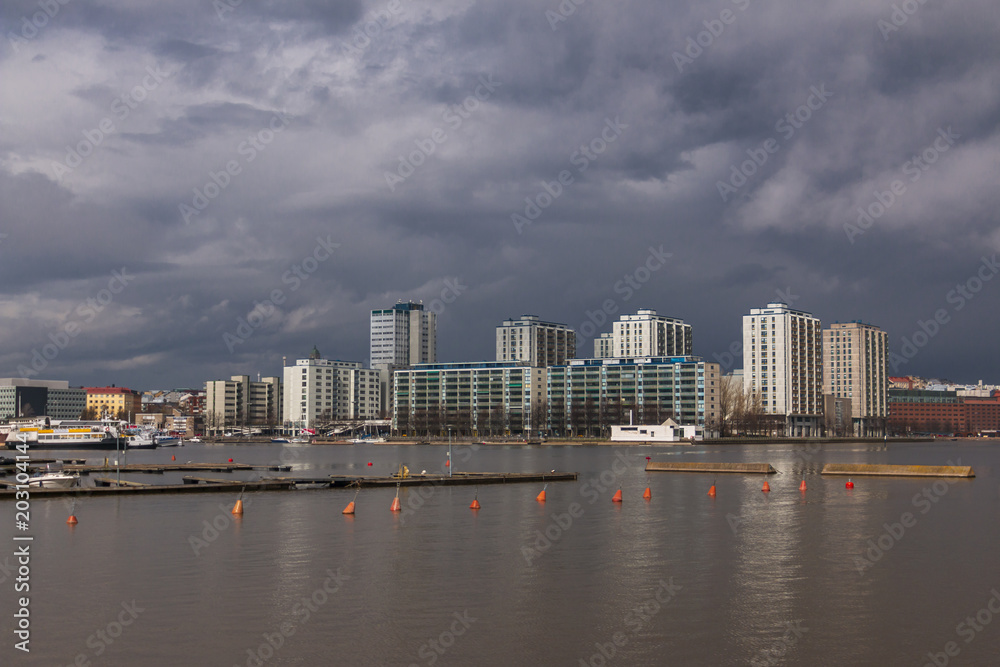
[0,470,577,498]
[821,463,975,478]
[645,461,776,474]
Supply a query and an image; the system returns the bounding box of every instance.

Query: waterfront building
[392,361,546,437]
[85,386,142,420]
[371,300,437,411]
[594,309,692,358]
[743,302,823,436]
[547,356,720,437]
[0,378,86,420]
[822,321,889,436]
[282,347,380,432]
[205,375,282,433]
[496,315,576,367]
[888,389,1000,435]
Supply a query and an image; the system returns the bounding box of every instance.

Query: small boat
[27,463,80,488]
[155,432,181,446]
[186,437,202,443]
[271,437,290,443]
[126,429,157,449]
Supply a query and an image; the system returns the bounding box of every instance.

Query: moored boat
[27,462,81,488]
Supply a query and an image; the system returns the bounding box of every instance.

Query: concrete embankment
[821,463,975,478]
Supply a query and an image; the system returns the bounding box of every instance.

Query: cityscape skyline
[3,1,999,390]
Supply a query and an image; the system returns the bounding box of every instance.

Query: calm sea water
[3,441,1000,666]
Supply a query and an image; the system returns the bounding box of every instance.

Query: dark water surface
[3,441,1000,666]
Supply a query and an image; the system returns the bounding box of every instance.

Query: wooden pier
[645,461,776,474]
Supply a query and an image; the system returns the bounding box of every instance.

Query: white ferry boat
[5,418,128,450]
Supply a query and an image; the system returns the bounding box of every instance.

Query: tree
[80,406,98,420]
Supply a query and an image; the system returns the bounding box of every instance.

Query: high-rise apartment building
[205,375,282,432]
[496,315,576,367]
[282,348,380,432]
[823,321,889,435]
[370,301,436,368]
[594,309,692,358]
[742,302,823,436]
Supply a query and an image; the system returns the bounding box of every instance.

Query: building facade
[0,379,86,420]
[85,386,143,420]
[888,389,1000,435]
[743,302,823,436]
[823,321,889,436]
[370,301,436,368]
[547,357,720,437]
[496,315,576,367]
[282,348,380,432]
[392,362,547,436]
[205,375,282,433]
[594,310,693,359]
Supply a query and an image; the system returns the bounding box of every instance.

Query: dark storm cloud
[1,0,999,389]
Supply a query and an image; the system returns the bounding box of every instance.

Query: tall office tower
[496,315,576,367]
[742,302,823,436]
[370,301,437,368]
[604,309,693,358]
[823,321,889,436]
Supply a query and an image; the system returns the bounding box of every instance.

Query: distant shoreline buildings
[3,298,999,438]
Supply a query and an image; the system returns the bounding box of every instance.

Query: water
[3,441,1000,666]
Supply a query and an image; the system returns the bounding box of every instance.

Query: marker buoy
[762,481,771,493]
[171,455,176,461]
[470,488,481,510]
[228,458,233,463]
[67,514,78,525]
[391,484,402,511]
[343,489,359,515]
[708,484,717,497]
[231,499,244,515]
[367,462,373,466]
[846,479,854,489]
[642,487,651,500]
[536,485,547,502]
[445,460,450,467]
[799,479,807,492]
[612,487,623,502]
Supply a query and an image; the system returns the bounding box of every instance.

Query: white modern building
[594,309,693,358]
[823,321,889,436]
[205,375,282,433]
[496,315,576,367]
[283,348,381,432]
[743,302,823,436]
[610,418,702,442]
[370,301,436,368]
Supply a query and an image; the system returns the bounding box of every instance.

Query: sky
[1,0,999,391]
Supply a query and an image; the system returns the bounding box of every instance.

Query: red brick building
[889,389,1000,435]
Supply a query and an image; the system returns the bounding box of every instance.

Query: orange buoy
[66,514,78,525]
[536,488,547,502]
[846,479,855,489]
[642,487,651,500]
[171,455,176,461]
[228,458,233,463]
[231,499,244,515]
[799,479,807,491]
[708,484,717,497]
[762,480,771,493]
[470,498,481,510]
[390,497,401,511]
[445,460,450,467]
[342,501,356,515]
[611,488,623,503]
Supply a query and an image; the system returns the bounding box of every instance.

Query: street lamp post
[447,426,453,477]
